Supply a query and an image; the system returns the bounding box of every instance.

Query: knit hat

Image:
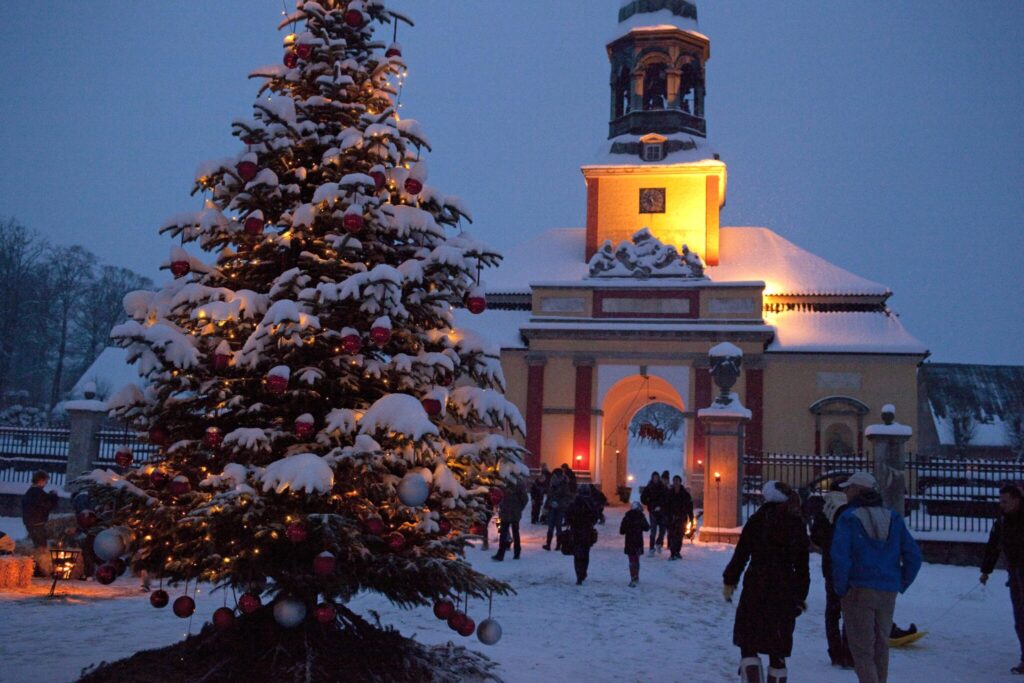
[761,480,788,504]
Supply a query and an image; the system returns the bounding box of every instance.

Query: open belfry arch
[454,0,929,500]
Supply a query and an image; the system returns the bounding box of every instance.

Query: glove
[723,584,736,602]
[980,573,989,585]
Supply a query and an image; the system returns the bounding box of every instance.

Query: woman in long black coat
[723,481,810,683]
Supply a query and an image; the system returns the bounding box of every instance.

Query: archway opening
[626,402,687,502]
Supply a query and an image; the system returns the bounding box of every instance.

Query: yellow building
[454,0,929,498]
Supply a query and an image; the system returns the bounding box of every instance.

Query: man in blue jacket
[831,471,921,683]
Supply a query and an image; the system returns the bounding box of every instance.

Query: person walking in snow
[620,501,650,587]
[640,471,668,554]
[543,468,571,551]
[723,481,810,683]
[665,475,694,560]
[564,487,600,585]
[530,464,551,524]
[22,470,58,576]
[810,481,855,668]
[831,471,922,683]
[561,463,578,495]
[492,476,529,561]
[980,484,1024,675]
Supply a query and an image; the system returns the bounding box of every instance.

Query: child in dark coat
[620,501,651,587]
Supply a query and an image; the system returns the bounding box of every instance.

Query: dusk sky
[1,1,1021,365]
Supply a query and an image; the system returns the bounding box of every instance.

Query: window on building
[642,143,664,162]
[642,62,668,110]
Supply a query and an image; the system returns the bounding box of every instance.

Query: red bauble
[203,427,223,449]
[238,592,261,615]
[294,417,315,440]
[363,516,385,535]
[466,295,487,315]
[213,352,231,371]
[173,595,196,618]
[95,564,117,585]
[114,448,132,468]
[370,171,386,191]
[458,617,476,637]
[386,531,405,552]
[344,9,364,27]
[149,469,169,489]
[341,334,362,354]
[342,213,364,234]
[283,50,298,68]
[213,606,235,630]
[148,425,169,446]
[236,160,258,181]
[285,522,308,544]
[314,603,337,624]
[313,551,336,576]
[447,611,467,631]
[488,487,505,507]
[170,260,190,278]
[404,178,423,195]
[421,398,442,417]
[243,216,264,236]
[370,326,391,345]
[169,476,191,497]
[150,589,169,608]
[267,373,288,394]
[295,43,313,60]
[436,518,452,535]
[76,509,98,529]
[433,599,455,620]
[386,46,402,58]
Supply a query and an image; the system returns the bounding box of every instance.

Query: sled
[889,630,926,647]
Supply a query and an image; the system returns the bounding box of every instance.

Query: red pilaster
[585,177,600,261]
[745,368,764,456]
[572,362,594,471]
[525,358,546,469]
[693,367,712,471]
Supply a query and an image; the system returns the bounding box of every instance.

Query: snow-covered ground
[0,510,1016,682]
[625,435,687,501]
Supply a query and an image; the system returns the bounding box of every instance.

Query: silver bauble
[273,598,307,628]
[94,528,128,562]
[397,472,430,507]
[476,617,502,645]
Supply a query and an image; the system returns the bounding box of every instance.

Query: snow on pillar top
[616,0,700,36]
[709,341,742,358]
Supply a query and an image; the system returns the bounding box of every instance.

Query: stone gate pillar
[865,403,912,515]
[65,400,108,490]
[698,343,751,544]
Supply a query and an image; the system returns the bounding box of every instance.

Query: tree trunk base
[77,606,500,683]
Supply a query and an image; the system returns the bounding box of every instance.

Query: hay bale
[0,556,35,589]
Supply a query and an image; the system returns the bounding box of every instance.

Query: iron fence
[95,428,160,467]
[742,451,1024,537]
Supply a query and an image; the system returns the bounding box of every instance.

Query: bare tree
[72,265,153,377]
[47,245,97,409]
[950,404,976,459]
[0,219,48,404]
[1007,413,1024,462]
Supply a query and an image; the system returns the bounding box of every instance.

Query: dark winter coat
[665,485,694,524]
[498,478,529,521]
[530,470,550,500]
[545,472,573,512]
[640,479,667,513]
[723,502,811,657]
[562,467,578,495]
[809,498,848,579]
[21,485,58,527]
[620,508,650,555]
[983,508,1024,574]
[565,495,599,549]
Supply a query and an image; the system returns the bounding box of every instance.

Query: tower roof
[616,0,700,37]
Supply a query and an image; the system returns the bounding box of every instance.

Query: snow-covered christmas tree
[80,2,526,680]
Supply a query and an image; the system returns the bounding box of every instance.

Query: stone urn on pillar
[865,403,913,515]
[697,342,751,544]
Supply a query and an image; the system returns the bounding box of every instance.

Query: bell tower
[582,0,726,265]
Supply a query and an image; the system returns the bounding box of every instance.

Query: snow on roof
[766,310,928,355]
[920,363,1024,448]
[710,228,891,297]
[487,226,890,298]
[614,1,700,39]
[70,347,145,401]
[585,134,719,168]
[451,308,530,350]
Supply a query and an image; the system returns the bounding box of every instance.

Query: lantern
[421,398,442,417]
[114,448,132,468]
[47,547,82,596]
[404,178,423,195]
[243,216,264,236]
[285,522,308,544]
[203,427,223,449]
[342,213,364,234]
[341,334,362,354]
[236,160,258,182]
[313,551,336,576]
